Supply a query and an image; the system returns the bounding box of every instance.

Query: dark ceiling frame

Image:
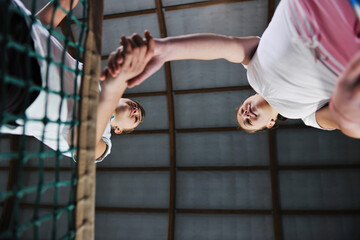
[153,0,177,239]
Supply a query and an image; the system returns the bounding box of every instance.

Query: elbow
[229,36,260,64]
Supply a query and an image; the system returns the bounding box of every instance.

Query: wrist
[154,38,169,62]
[100,76,127,96]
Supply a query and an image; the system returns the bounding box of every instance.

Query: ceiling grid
[9,0,360,239]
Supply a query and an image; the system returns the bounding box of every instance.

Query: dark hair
[133,100,146,122]
[271,114,288,129]
[111,100,146,135]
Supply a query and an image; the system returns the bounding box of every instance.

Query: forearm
[156,33,259,64]
[96,79,127,147]
[67,77,127,160]
[36,0,79,28]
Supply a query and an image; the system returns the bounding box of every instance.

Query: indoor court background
[1,0,360,239]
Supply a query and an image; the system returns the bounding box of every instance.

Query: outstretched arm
[36,0,79,28]
[155,34,259,63]
[125,33,260,88]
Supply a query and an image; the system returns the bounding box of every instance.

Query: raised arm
[127,33,260,88]
[36,0,79,28]
[68,32,154,160]
[95,32,154,159]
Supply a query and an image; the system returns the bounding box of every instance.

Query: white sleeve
[95,120,112,163]
[302,112,335,131]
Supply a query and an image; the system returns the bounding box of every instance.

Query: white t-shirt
[246,0,338,129]
[0,0,112,162]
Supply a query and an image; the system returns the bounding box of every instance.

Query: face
[111,98,143,134]
[236,94,278,132]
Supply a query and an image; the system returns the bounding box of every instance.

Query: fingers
[103,31,155,83]
[99,68,108,81]
[132,33,147,66]
[128,35,141,69]
[144,30,155,62]
[105,46,124,78]
[121,36,134,69]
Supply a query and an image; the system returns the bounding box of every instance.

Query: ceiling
[7,0,360,239]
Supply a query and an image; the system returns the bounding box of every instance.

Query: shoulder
[95,121,113,163]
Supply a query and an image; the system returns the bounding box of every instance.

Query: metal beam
[154,0,176,239]
[267,0,276,23]
[18,204,360,216]
[164,0,253,11]
[3,164,360,173]
[268,130,283,240]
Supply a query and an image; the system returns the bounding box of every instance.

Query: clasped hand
[99,30,155,88]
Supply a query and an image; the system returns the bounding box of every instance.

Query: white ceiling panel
[124,67,167,93]
[177,171,272,209]
[175,214,274,240]
[96,171,170,208]
[279,170,360,209]
[176,131,269,166]
[131,96,169,130]
[95,212,168,240]
[73,0,155,19]
[174,90,251,129]
[276,129,360,165]
[283,215,360,240]
[103,0,156,15]
[165,1,268,37]
[99,134,170,167]
[171,60,248,90]
[101,14,160,56]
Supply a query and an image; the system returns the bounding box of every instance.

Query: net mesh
[0,0,91,239]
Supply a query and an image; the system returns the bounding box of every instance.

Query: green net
[0,0,90,239]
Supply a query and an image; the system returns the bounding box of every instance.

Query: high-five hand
[100,30,155,86]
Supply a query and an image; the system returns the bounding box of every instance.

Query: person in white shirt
[0,0,153,162]
[116,0,360,139]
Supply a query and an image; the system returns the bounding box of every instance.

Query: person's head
[111,98,145,134]
[236,93,279,133]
